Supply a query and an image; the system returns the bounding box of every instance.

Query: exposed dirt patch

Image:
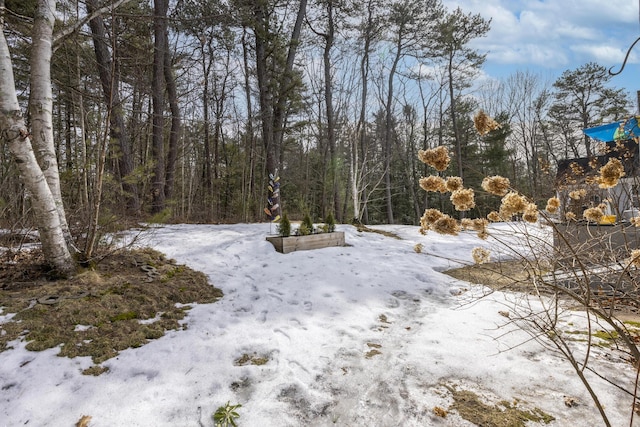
[0,247,223,374]
[355,224,402,239]
[444,259,544,295]
[444,259,640,319]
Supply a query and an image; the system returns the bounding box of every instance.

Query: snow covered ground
[0,222,637,426]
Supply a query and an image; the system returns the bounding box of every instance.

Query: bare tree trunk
[353,0,376,224]
[29,0,73,245]
[163,30,180,201]
[199,39,213,220]
[254,0,307,221]
[241,28,257,222]
[322,0,341,221]
[150,0,168,213]
[0,0,74,277]
[447,55,463,181]
[86,0,140,215]
[253,5,275,176]
[383,36,403,224]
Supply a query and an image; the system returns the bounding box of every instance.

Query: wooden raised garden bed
[266,232,345,254]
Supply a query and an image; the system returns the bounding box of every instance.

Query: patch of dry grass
[355,224,401,239]
[0,248,222,373]
[443,259,538,294]
[445,384,555,426]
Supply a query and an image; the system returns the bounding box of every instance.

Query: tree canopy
[0,0,633,273]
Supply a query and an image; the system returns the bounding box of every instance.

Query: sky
[0,222,637,426]
[444,0,640,101]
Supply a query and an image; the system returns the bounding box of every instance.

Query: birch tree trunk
[0,1,75,277]
[29,0,73,245]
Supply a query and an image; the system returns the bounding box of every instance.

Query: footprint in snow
[303,301,312,311]
[386,298,400,309]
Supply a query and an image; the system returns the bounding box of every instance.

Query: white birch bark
[29,0,73,244]
[0,1,75,276]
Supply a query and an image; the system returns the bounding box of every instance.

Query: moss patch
[0,248,223,373]
[593,330,620,341]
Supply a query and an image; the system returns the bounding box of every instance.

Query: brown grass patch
[443,259,539,294]
[355,224,401,239]
[0,248,222,373]
[446,384,555,426]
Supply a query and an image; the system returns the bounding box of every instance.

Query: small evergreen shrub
[323,212,336,233]
[295,213,313,236]
[277,214,291,237]
[297,213,314,235]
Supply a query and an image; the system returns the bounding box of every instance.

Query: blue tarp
[583,117,640,142]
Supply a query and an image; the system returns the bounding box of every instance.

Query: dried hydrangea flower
[461,218,486,232]
[471,247,491,264]
[413,243,423,253]
[418,146,450,171]
[522,203,539,223]
[459,218,488,236]
[481,176,510,196]
[421,208,444,228]
[473,110,501,136]
[583,207,604,223]
[539,158,551,174]
[597,158,625,189]
[499,191,528,217]
[546,197,560,214]
[445,176,463,192]
[450,188,475,211]
[565,212,576,221]
[419,176,447,193]
[487,211,502,222]
[432,215,460,235]
[628,249,640,267]
[461,218,474,230]
[569,189,586,200]
[472,218,489,238]
[569,162,584,176]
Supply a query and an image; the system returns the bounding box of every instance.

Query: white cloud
[442,0,640,90]
[571,43,640,65]
[488,43,569,67]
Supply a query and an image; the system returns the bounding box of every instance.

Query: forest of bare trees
[0,0,633,273]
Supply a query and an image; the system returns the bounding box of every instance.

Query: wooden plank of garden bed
[266,232,345,254]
